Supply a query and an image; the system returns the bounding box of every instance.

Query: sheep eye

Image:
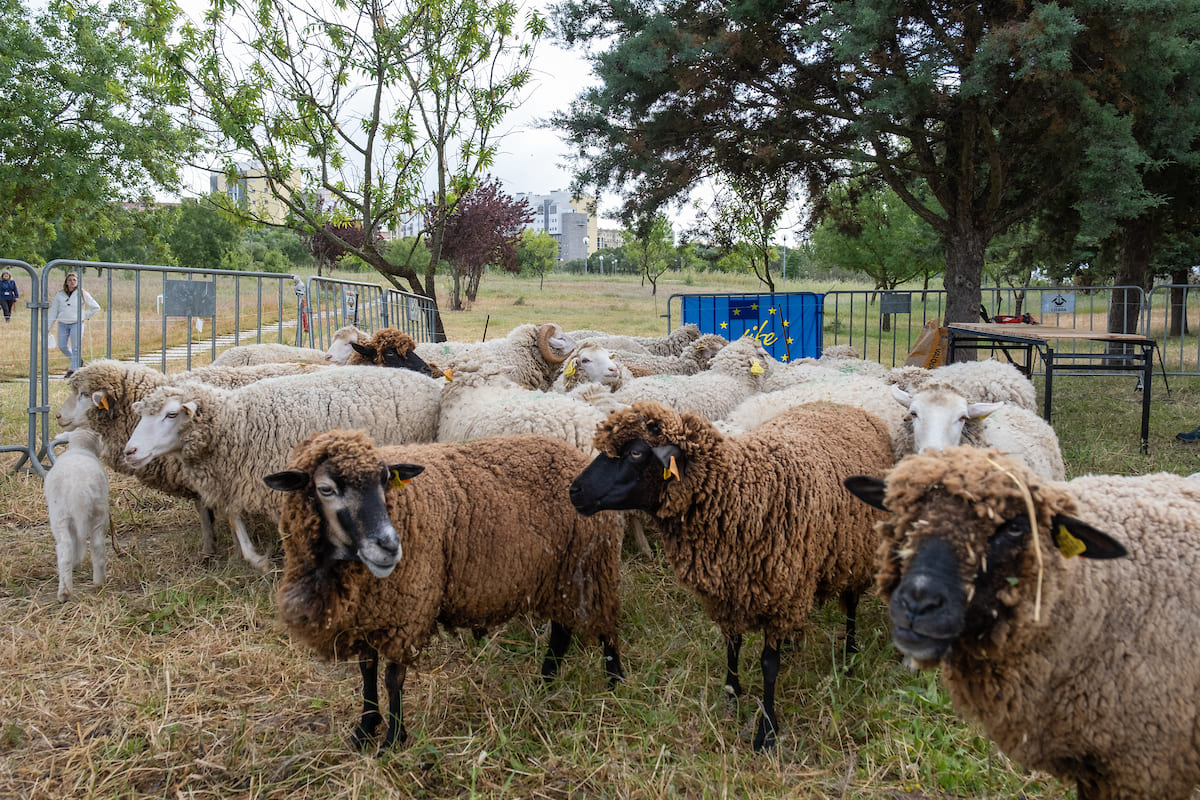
[165,411,179,419]
[646,421,661,435]
[316,483,339,497]
[992,516,1030,542]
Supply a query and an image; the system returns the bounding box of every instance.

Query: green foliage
[810,184,942,290]
[168,198,242,270]
[516,229,558,279]
[0,0,198,261]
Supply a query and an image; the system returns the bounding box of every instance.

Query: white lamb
[44,428,110,602]
[324,325,368,365]
[551,343,632,394]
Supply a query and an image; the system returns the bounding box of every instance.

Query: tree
[169,197,242,270]
[431,177,534,308]
[623,213,674,295]
[517,229,560,288]
[305,220,372,277]
[178,0,543,340]
[0,0,198,261]
[809,183,941,330]
[694,172,793,292]
[553,0,1174,325]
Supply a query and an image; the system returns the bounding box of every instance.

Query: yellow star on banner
[786,336,793,345]
[782,354,790,361]
[769,307,776,315]
[732,309,741,315]
[720,321,728,329]
[782,320,790,327]
[751,303,759,311]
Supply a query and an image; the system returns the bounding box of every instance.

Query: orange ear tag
[97,395,109,411]
[663,455,680,481]
[442,368,454,381]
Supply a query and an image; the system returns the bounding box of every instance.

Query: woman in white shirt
[47,273,101,377]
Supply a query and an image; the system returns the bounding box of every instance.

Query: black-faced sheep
[845,446,1200,800]
[570,400,894,750]
[345,328,435,375]
[44,428,109,601]
[264,429,626,751]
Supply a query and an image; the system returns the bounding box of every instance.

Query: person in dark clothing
[0,272,17,322]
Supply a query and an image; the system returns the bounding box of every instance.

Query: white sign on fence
[1042,292,1076,315]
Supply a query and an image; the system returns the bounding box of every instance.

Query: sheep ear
[350,341,374,357]
[843,476,889,511]
[1050,515,1129,560]
[966,401,1005,419]
[182,401,199,419]
[388,464,424,484]
[264,470,309,492]
[91,390,110,411]
[891,385,912,409]
[651,444,683,481]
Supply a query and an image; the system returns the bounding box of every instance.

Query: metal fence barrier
[1,260,440,474]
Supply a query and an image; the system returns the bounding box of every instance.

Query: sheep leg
[351,652,383,750]
[601,635,624,686]
[196,500,215,556]
[540,620,573,681]
[55,530,77,602]
[229,514,270,573]
[841,588,860,663]
[89,516,107,587]
[752,641,781,752]
[723,633,743,702]
[380,661,408,749]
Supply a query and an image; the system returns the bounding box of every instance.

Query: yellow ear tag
[1054,524,1087,558]
[750,359,764,375]
[663,455,680,481]
[388,470,412,490]
[564,359,576,377]
[97,395,109,411]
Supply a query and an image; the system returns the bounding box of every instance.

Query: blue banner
[679,292,823,362]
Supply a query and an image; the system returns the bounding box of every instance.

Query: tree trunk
[465,266,483,304]
[942,227,986,325]
[1169,268,1190,337]
[450,269,464,311]
[1106,217,1154,357]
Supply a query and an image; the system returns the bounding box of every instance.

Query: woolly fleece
[591,401,894,643]
[874,446,1200,799]
[275,429,624,667]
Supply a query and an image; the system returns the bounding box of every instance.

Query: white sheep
[324,325,368,364]
[438,322,575,391]
[565,324,703,357]
[891,382,1066,479]
[122,366,443,571]
[551,342,632,394]
[718,372,911,457]
[887,358,1038,412]
[210,342,331,367]
[56,360,330,558]
[846,447,1200,799]
[605,335,774,420]
[44,428,109,602]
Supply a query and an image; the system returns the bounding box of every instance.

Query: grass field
[1,270,1199,799]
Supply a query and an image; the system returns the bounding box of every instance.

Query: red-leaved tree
[304,220,371,277]
[430,176,534,310]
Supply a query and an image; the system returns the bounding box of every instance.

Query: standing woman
[47,273,101,377]
[0,272,17,322]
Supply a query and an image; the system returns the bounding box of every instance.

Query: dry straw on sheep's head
[874,446,1080,651]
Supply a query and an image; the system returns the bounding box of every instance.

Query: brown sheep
[265,429,626,752]
[569,400,894,750]
[845,446,1200,800]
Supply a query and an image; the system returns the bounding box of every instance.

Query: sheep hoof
[752,719,777,752]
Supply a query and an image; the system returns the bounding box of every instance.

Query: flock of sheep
[40,320,1200,799]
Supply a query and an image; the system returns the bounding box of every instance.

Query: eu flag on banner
[728,297,760,318]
